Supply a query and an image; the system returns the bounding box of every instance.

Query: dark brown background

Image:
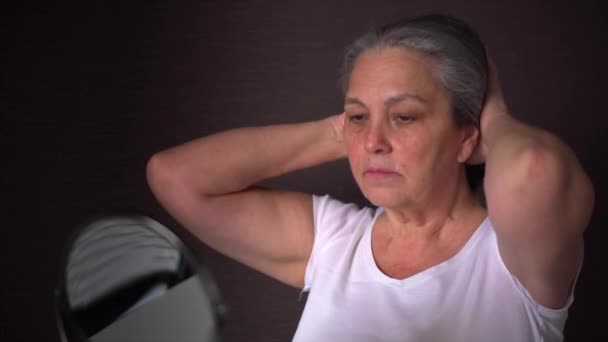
[5,1,607,341]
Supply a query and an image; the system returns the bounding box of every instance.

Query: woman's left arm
[477,60,595,309]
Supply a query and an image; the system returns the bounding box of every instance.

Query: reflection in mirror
[55,215,225,342]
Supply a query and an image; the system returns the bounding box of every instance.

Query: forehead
[346,47,444,104]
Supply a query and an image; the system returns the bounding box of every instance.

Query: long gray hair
[340,14,488,127]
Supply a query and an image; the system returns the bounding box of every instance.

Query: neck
[381,171,485,240]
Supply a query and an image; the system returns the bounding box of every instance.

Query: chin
[360,187,412,208]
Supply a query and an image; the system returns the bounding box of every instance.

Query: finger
[484,51,503,99]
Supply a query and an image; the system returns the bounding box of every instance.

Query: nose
[364,122,392,154]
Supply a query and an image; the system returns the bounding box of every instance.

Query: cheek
[344,136,367,176]
[409,132,460,172]
[392,135,426,164]
[344,131,362,155]
[346,147,364,171]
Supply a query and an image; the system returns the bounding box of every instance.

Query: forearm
[147,116,346,196]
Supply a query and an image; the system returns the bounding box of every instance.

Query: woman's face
[343,47,477,209]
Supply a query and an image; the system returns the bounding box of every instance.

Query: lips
[365,167,397,174]
[363,167,400,179]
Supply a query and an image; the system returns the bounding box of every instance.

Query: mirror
[55,214,226,342]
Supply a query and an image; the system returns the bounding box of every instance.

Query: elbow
[516,139,592,199]
[146,151,188,204]
[485,141,569,207]
[510,130,575,186]
[146,153,164,188]
[518,143,564,182]
[522,145,596,234]
[486,140,595,235]
[146,150,213,206]
[571,163,595,234]
[146,152,173,200]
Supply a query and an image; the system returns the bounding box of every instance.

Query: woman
[146,15,594,341]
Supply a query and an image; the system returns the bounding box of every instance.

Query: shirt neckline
[363,207,490,287]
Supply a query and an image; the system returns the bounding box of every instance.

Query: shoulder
[304,195,376,290]
[312,194,376,238]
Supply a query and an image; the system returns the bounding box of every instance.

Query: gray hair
[340,14,488,127]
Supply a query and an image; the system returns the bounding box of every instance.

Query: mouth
[363,167,400,180]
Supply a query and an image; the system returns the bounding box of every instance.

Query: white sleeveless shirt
[293,195,572,342]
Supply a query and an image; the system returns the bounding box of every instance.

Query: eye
[394,114,415,123]
[347,114,367,123]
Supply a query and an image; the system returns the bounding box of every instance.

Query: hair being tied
[340,14,489,127]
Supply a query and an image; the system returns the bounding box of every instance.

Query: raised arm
[146,115,346,288]
[475,60,594,308]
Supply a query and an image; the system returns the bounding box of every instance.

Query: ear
[457,124,480,163]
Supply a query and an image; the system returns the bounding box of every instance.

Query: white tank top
[293,195,572,342]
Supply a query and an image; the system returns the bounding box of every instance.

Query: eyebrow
[344,93,428,108]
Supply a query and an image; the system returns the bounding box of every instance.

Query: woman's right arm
[146,115,345,288]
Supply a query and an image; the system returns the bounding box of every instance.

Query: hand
[329,112,346,143]
[323,112,348,159]
[467,55,510,164]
